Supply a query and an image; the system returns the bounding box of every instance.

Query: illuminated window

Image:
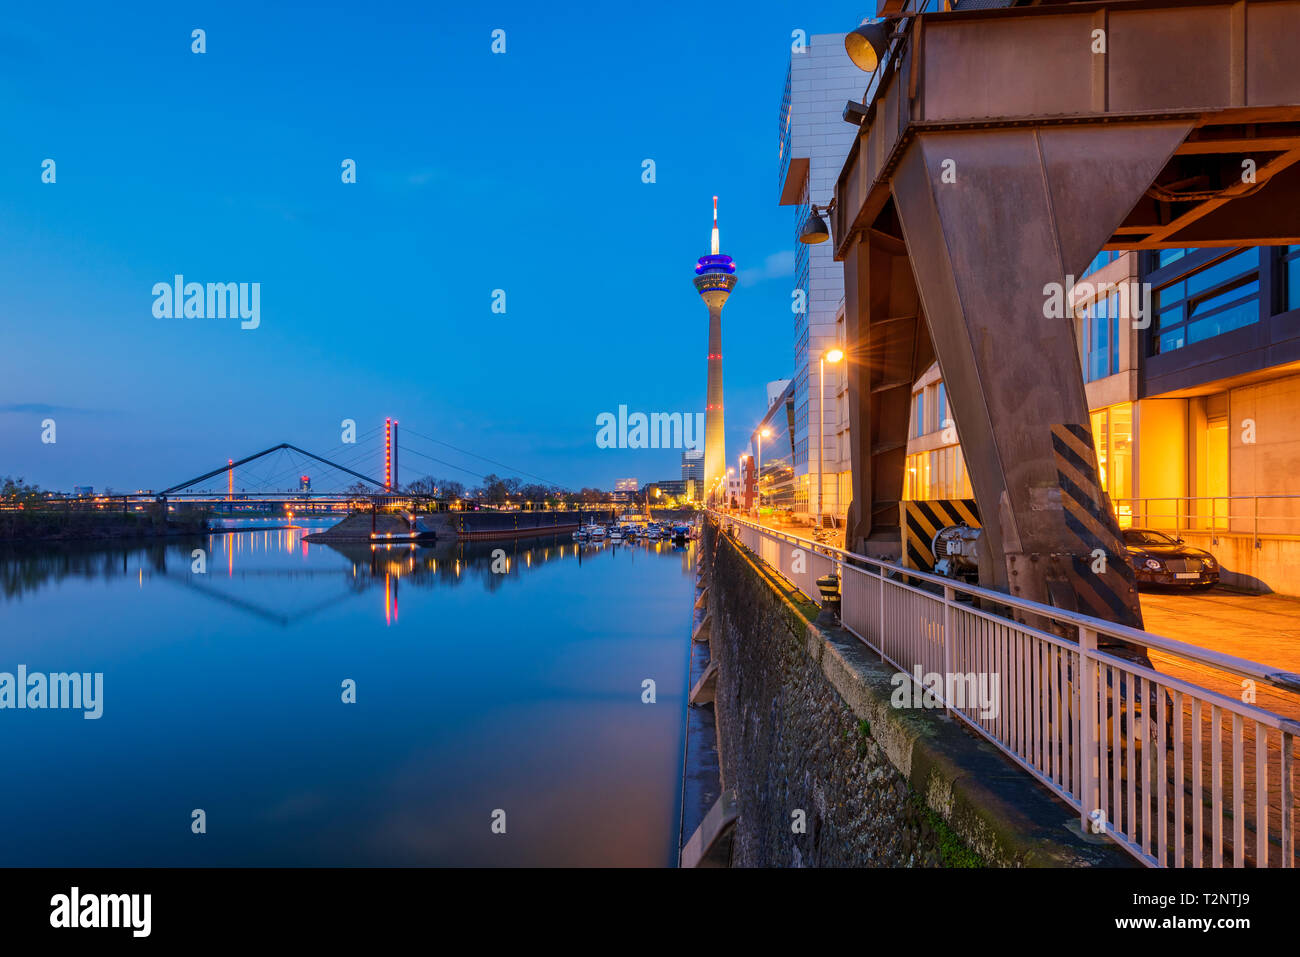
[903,447,972,501]
[1089,403,1133,523]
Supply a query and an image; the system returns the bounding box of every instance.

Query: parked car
[1123,528,1219,589]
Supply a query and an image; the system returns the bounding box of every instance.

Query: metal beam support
[843,213,934,559]
[886,122,1192,627]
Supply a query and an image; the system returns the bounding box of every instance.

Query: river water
[0,521,695,866]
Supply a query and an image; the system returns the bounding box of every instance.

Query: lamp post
[755,426,771,517]
[818,348,845,529]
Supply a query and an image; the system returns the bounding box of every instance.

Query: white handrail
[710,509,1299,867]
[713,510,1300,698]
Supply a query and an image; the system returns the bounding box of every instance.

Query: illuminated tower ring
[694,197,736,501]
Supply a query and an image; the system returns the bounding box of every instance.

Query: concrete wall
[1178,531,1300,595]
[702,520,1131,867]
[704,523,962,866]
[1136,398,1187,505]
[1231,373,1300,535]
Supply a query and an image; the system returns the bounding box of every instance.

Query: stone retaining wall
[703,519,1132,868]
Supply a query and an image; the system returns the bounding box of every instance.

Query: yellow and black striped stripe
[1050,422,1137,623]
[901,499,980,571]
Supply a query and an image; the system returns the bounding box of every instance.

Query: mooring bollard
[816,573,841,623]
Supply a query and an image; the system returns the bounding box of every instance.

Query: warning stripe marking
[901,499,981,571]
[1051,423,1137,624]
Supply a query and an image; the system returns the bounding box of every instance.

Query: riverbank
[0,510,210,542]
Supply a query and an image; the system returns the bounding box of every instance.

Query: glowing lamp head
[825,348,845,363]
[845,20,892,74]
[799,209,831,245]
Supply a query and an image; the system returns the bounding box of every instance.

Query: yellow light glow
[825,348,845,363]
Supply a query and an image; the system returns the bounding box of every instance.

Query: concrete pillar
[701,297,727,497]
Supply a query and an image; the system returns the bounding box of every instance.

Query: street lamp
[755,426,772,516]
[845,18,905,75]
[798,202,834,245]
[819,348,845,529]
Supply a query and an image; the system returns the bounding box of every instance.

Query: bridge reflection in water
[0,521,696,866]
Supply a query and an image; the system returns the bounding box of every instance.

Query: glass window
[1110,292,1121,376]
[935,383,947,435]
[903,447,972,500]
[1186,250,1255,298]
[1156,304,1182,330]
[1284,245,1300,312]
[1078,291,1121,382]
[1159,329,1186,353]
[1189,278,1258,317]
[1091,296,1109,381]
[1123,529,1179,546]
[1108,403,1133,504]
[1156,280,1185,304]
[1089,404,1133,523]
[1083,250,1116,277]
[1150,249,1260,354]
[913,391,925,438]
[1187,301,1258,344]
[1158,248,1187,267]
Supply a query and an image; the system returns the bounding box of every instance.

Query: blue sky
[1,1,866,492]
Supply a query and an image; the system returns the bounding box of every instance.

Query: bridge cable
[399,427,564,488]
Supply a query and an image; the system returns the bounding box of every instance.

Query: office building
[681,448,703,486]
[778,32,861,520]
[908,244,1300,594]
[749,379,798,512]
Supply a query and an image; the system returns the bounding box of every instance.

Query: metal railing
[1114,495,1300,543]
[712,510,1300,868]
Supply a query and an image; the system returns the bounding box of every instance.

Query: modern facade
[778,33,861,521]
[766,378,791,410]
[906,244,1300,594]
[644,479,687,499]
[694,197,736,499]
[681,448,703,501]
[749,379,798,513]
[724,469,743,509]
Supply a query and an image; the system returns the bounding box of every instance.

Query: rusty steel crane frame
[832,0,1300,632]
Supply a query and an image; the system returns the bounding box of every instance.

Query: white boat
[609,526,623,541]
[588,524,606,539]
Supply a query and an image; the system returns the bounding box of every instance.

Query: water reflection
[2,524,698,627]
[0,520,696,866]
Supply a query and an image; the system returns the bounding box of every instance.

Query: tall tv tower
[694,196,736,501]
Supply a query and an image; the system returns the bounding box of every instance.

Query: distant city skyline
[0,1,866,493]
